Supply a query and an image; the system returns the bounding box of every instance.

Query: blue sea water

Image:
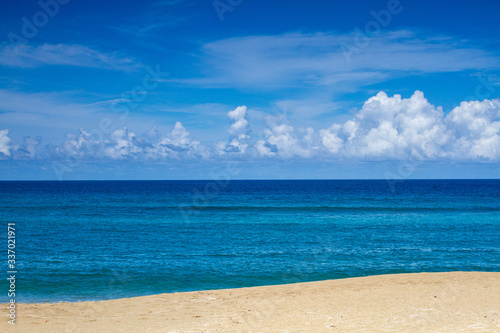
[0,179,499,303]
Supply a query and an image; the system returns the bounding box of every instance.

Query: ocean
[1,179,499,303]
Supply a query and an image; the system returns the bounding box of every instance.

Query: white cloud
[446,100,500,159]
[45,122,205,161]
[319,91,498,160]
[264,123,297,157]
[0,90,237,146]
[105,128,146,159]
[254,140,276,157]
[257,118,314,158]
[320,91,445,159]
[12,136,42,160]
[0,43,139,71]
[217,106,251,155]
[0,131,43,160]
[0,129,12,158]
[2,92,500,162]
[156,122,204,159]
[227,106,249,136]
[320,124,343,154]
[183,30,499,90]
[345,91,452,159]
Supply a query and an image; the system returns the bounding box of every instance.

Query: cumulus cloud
[254,140,277,157]
[320,124,344,154]
[104,128,148,159]
[217,106,251,154]
[0,129,12,158]
[227,106,249,136]
[156,122,204,159]
[262,123,297,157]
[56,130,98,159]
[2,92,500,162]
[44,122,205,161]
[256,117,316,158]
[446,100,500,159]
[12,136,42,160]
[319,91,498,160]
[322,91,452,159]
[0,131,43,160]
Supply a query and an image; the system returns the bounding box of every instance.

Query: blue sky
[1,0,499,180]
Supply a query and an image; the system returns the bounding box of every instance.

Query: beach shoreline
[2,271,499,332]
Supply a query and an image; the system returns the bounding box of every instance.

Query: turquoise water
[0,180,499,302]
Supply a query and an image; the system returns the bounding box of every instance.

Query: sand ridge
[2,272,499,332]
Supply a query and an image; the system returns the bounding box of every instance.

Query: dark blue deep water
[1,180,499,302]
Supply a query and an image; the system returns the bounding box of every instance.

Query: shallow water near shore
[1,179,499,302]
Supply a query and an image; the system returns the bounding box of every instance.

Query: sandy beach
[2,272,499,332]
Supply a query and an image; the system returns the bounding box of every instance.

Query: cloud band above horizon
[0,91,499,163]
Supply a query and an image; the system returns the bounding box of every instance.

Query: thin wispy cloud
[179,30,499,90]
[0,89,106,118]
[0,43,140,71]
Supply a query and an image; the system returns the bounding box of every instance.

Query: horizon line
[1,178,499,182]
